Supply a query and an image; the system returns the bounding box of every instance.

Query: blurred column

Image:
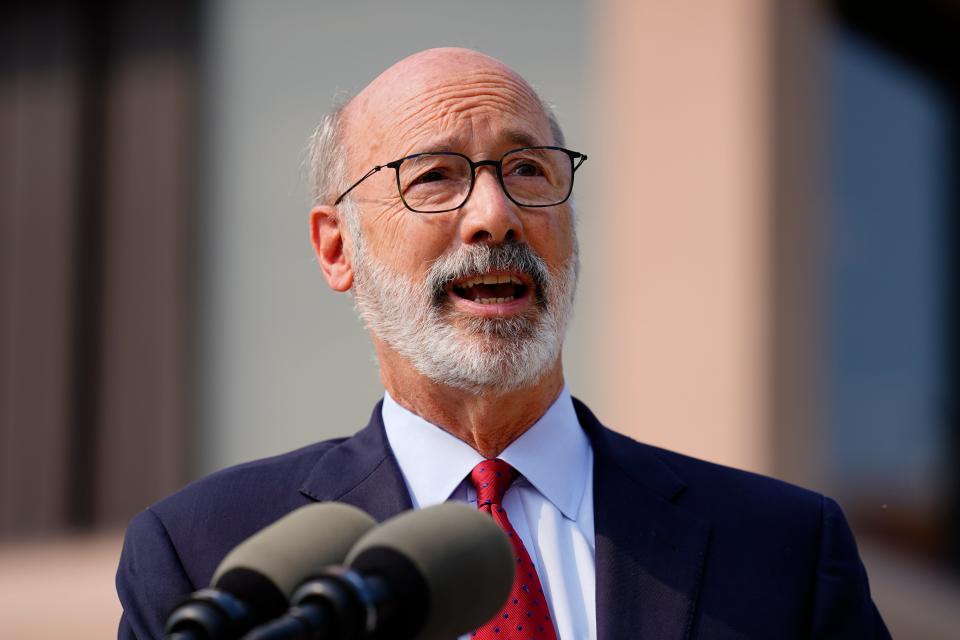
[768,1,826,490]
[592,0,779,473]
[0,0,198,538]
[0,5,82,536]
[91,0,199,527]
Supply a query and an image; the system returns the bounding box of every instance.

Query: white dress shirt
[382,387,596,640]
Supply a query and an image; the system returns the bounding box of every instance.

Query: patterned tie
[470,459,558,640]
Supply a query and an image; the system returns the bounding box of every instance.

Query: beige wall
[0,533,123,639]
[591,0,773,473]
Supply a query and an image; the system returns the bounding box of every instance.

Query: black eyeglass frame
[333,146,588,214]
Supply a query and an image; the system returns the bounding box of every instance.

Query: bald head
[346,48,527,117]
[307,48,564,207]
[345,48,559,182]
[344,49,540,141]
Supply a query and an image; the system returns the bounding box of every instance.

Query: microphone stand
[164,588,255,640]
[242,567,391,640]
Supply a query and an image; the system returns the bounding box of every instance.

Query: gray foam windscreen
[212,502,377,597]
[346,502,515,640]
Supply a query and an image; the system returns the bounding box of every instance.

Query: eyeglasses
[333,146,587,214]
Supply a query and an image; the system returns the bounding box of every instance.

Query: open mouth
[450,273,530,305]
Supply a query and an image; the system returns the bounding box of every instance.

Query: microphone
[164,503,377,640]
[243,502,515,640]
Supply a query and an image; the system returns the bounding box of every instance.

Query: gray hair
[306,101,350,207]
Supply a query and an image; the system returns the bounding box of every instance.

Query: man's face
[341,51,579,391]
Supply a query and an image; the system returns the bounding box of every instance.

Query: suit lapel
[299,401,413,522]
[575,400,711,640]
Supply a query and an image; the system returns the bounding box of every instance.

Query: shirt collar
[382,386,591,521]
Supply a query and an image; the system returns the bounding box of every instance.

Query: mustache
[427,242,549,308]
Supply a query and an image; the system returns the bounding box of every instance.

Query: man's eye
[412,169,446,185]
[511,162,543,177]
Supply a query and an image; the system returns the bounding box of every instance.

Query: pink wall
[592,0,773,473]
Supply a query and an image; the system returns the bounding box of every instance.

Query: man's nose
[458,168,524,245]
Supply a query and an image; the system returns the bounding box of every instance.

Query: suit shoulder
[615,434,830,570]
[151,437,347,521]
[127,436,349,588]
[597,423,825,528]
[652,443,821,506]
[576,398,823,514]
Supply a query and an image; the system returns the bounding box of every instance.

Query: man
[117,48,889,639]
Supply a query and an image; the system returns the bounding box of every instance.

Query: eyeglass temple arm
[333,165,383,205]
[573,153,587,171]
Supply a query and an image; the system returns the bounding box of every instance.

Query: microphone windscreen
[345,502,514,640]
[212,502,377,597]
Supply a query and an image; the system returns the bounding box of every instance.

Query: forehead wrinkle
[391,67,538,110]
[384,88,549,158]
[392,80,541,128]
[395,92,530,130]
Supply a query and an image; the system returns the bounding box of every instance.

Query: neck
[376,343,565,458]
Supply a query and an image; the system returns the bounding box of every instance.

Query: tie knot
[470,459,518,507]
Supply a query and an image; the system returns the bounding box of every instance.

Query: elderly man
[117,48,889,639]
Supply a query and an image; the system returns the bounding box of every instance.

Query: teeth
[459,274,524,288]
[476,296,515,304]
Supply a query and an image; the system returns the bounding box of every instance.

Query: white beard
[347,211,579,393]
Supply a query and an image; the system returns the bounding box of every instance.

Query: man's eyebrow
[409,134,468,154]
[504,130,542,148]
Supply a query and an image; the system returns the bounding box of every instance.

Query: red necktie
[470,459,558,640]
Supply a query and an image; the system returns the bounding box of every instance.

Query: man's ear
[310,205,353,292]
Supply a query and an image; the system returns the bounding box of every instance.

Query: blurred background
[1,0,958,637]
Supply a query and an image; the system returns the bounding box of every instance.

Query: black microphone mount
[243,549,428,640]
[164,588,257,640]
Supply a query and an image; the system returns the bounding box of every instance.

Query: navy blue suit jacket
[116,399,890,639]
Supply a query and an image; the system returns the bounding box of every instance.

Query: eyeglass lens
[397,148,573,213]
